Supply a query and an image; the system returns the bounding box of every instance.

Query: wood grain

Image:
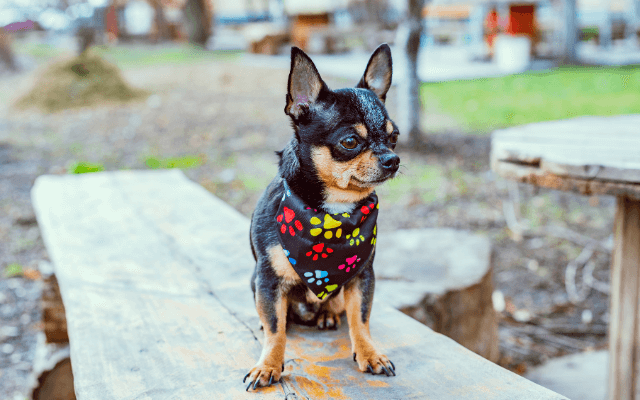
[491,115,640,190]
[31,170,566,399]
[608,196,640,400]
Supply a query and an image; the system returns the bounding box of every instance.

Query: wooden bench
[31,169,567,399]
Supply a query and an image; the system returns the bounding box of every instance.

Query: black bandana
[275,182,378,300]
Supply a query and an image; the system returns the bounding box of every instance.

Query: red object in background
[484,8,500,53]
[506,4,536,37]
[105,5,118,41]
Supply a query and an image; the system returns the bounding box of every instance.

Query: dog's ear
[285,47,327,119]
[356,44,392,102]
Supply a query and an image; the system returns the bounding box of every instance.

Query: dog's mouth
[350,172,397,188]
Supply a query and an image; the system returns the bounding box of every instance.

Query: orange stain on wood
[367,379,391,388]
[294,376,347,400]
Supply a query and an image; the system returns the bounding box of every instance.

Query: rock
[375,228,499,362]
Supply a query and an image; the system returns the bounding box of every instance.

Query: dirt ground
[0,52,615,398]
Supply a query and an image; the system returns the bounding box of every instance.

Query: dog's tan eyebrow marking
[386,120,394,135]
[354,123,368,139]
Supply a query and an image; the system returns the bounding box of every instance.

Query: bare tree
[398,0,425,146]
[149,0,170,42]
[561,0,577,63]
[0,28,17,71]
[184,0,212,46]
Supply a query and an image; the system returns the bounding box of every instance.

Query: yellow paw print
[371,225,377,245]
[346,227,365,246]
[310,214,343,239]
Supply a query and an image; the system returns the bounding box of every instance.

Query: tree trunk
[561,0,577,63]
[0,28,17,71]
[184,0,212,46]
[150,0,170,42]
[398,0,424,147]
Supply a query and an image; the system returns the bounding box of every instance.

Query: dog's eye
[389,134,398,145]
[340,137,358,150]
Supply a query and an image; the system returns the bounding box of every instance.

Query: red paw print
[360,203,376,222]
[277,207,303,236]
[306,243,334,261]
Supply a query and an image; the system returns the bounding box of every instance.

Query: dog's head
[283,44,400,205]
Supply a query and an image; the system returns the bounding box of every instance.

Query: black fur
[250,44,399,334]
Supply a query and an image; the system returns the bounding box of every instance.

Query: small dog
[246,44,400,391]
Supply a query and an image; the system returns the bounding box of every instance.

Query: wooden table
[491,114,640,400]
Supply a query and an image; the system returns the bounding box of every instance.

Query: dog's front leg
[344,264,396,376]
[245,269,288,391]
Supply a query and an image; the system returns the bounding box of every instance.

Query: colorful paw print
[371,225,377,246]
[304,270,330,286]
[283,248,297,265]
[346,227,365,246]
[277,207,303,236]
[338,255,361,273]
[305,243,333,261]
[309,214,343,239]
[359,203,376,222]
[281,189,291,201]
[317,284,339,300]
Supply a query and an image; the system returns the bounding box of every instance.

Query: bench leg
[608,195,640,400]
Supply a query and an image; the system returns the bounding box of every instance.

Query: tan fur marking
[344,282,392,374]
[269,245,301,287]
[354,123,368,139]
[312,146,379,203]
[251,290,288,385]
[386,120,394,135]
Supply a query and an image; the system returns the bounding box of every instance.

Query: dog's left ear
[356,43,392,103]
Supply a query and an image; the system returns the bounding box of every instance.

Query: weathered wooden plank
[492,160,640,200]
[32,170,567,399]
[607,196,640,400]
[492,115,640,184]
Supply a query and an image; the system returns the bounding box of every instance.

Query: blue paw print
[304,270,329,285]
[281,188,292,201]
[283,248,297,265]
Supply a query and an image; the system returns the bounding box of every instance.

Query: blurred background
[1,0,639,399]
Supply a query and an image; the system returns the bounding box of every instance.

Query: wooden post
[608,195,640,400]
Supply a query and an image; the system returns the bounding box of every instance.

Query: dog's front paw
[243,362,284,391]
[353,350,396,377]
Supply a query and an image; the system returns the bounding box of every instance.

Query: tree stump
[375,229,499,362]
[30,261,75,400]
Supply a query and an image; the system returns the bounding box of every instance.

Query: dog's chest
[321,202,356,215]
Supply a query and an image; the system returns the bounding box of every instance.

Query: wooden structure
[375,229,499,363]
[491,114,640,400]
[31,170,565,399]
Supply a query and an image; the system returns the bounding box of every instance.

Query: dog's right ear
[285,47,327,120]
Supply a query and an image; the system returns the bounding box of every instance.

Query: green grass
[69,161,105,174]
[92,45,242,67]
[4,263,23,278]
[379,164,449,204]
[15,42,66,60]
[421,65,640,134]
[145,154,205,169]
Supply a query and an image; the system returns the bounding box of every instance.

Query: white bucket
[495,35,531,73]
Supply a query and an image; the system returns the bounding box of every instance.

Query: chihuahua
[246,44,400,391]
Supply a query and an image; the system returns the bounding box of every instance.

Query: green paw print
[346,227,365,246]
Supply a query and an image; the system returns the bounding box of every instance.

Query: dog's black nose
[379,153,400,172]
